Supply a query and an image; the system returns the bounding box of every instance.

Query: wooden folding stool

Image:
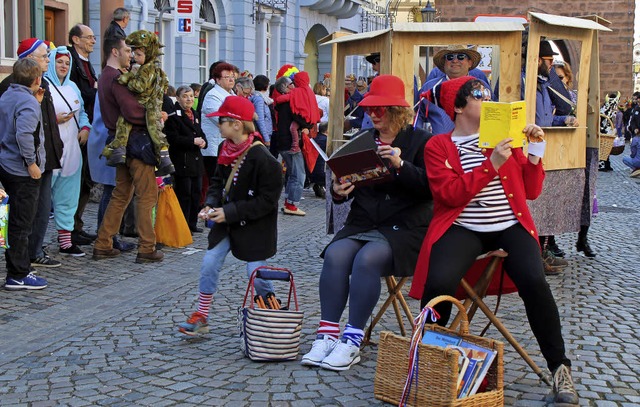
[362,276,413,347]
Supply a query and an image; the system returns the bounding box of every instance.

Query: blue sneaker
[178,312,209,336]
[5,273,48,290]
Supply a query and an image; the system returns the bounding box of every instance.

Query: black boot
[547,235,565,258]
[576,225,596,257]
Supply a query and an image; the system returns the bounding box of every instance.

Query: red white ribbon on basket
[399,306,440,406]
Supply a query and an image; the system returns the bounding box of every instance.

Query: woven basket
[374,296,504,407]
[599,134,616,161]
[609,144,625,156]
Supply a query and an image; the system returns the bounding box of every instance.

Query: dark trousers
[73,145,94,233]
[174,174,202,230]
[28,170,52,260]
[200,156,217,206]
[421,223,570,372]
[0,166,41,279]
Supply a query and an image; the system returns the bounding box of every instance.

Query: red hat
[17,38,44,58]
[358,75,409,107]
[206,96,255,121]
[428,76,475,121]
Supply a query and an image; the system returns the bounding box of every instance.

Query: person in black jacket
[178,96,283,336]
[165,85,207,233]
[0,38,64,268]
[301,75,433,371]
[103,7,129,41]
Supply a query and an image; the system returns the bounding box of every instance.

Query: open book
[310,130,392,187]
[478,100,527,148]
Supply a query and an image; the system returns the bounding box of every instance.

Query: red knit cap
[17,38,44,58]
[427,76,475,121]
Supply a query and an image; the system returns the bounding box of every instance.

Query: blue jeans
[28,170,52,260]
[622,156,639,170]
[198,236,274,296]
[280,151,305,204]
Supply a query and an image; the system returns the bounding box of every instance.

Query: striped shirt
[451,134,518,232]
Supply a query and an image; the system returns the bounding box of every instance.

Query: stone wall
[437,0,636,99]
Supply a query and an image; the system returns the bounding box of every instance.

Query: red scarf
[218,134,255,165]
[184,108,194,122]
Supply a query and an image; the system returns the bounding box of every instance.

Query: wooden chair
[449,250,552,385]
[362,276,413,347]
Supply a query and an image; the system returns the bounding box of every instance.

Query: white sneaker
[301,335,338,366]
[320,341,361,371]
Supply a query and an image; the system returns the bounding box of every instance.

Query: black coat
[0,74,63,171]
[67,45,97,123]
[327,126,433,277]
[164,103,207,177]
[205,142,284,261]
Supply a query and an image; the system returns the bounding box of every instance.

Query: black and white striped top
[451,134,518,232]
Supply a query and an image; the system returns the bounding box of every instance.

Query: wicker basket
[609,144,625,156]
[599,134,616,161]
[374,296,504,407]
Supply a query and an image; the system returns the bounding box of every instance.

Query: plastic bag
[0,197,8,248]
[154,186,193,247]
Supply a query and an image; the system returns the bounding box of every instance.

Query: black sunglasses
[445,54,468,62]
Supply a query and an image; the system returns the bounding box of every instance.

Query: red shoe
[283,202,306,216]
[178,312,209,336]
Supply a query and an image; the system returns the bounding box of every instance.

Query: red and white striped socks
[58,230,72,249]
[197,292,213,318]
[317,320,340,340]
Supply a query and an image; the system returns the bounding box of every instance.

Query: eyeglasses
[79,35,96,40]
[31,53,49,60]
[220,75,234,80]
[469,88,492,101]
[445,54,468,62]
[363,106,386,118]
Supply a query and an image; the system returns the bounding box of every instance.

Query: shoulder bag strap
[223,141,262,199]
[547,85,576,109]
[47,79,80,129]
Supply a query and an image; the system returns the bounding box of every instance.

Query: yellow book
[478,101,527,148]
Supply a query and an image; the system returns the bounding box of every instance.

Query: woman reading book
[300,75,432,371]
[408,76,578,406]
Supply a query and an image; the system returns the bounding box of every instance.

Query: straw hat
[432,45,481,71]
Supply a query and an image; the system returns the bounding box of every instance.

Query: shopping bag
[0,197,9,249]
[154,185,193,247]
[238,266,304,362]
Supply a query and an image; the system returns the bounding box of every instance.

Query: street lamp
[421,0,436,23]
[157,6,175,42]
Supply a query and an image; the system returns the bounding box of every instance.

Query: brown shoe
[92,247,121,260]
[135,250,164,263]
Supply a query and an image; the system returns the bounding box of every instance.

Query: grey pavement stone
[0,154,639,405]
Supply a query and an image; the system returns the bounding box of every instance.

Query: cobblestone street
[1,152,639,406]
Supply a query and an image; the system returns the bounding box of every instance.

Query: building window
[265,22,271,78]
[200,0,216,23]
[154,0,171,11]
[199,30,208,83]
[1,0,19,61]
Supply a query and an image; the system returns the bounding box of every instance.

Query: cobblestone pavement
[1,151,639,406]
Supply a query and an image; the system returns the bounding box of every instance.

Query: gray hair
[275,76,292,94]
[113,7,130,21]
[176,85,193,97]
[234,76,254,91]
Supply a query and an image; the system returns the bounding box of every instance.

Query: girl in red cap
[178,96,283,336]
[409,76,578,406]
[301,75,432,371]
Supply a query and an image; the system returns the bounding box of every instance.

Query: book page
[479,101,527,148]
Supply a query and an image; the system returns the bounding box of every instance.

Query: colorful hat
[276,64,299,80]
[206,96,255,121]
[358,75,409,107]
[432,45,481,71]
[17,38,44,59]
[539,41,559,58]
[428,76,475,121]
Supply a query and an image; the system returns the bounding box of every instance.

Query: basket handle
[425,295,470,336]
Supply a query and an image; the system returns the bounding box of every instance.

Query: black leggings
[421,224,570,371]
[319,238,392,329]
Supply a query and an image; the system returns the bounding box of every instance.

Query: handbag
[154,185,193,247]
[238,266,304,362]
[374,295,504,407]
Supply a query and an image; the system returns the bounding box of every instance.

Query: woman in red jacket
[409,76,578,406]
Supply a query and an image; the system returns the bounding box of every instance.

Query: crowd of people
[0,12,603,404]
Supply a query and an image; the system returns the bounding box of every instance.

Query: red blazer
[408,132,545,300]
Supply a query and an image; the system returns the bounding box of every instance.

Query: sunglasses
[219,117,238,124]
[445,53,468,62]
[363,106,386,118]
[469,88,492,101]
